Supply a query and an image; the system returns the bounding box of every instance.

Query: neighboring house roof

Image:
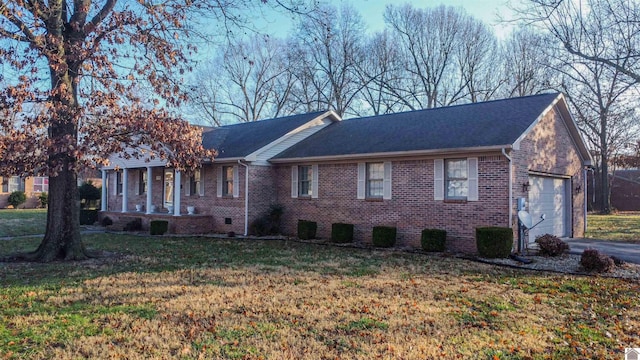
[272,93,591,164]
[202,110,333,160]
[612,169,640,185]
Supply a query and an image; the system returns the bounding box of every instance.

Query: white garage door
[528,176,568,242]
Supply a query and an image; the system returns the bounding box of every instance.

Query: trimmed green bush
[38,192,48,208]
[124,218,143,231]
[331,223,354,243]
[101,216,113,227]
[150,220,169,235]
[7,191,27,208]
[372,226,396,248]
[476,227,513,258]
[297,220,317,240]
[78,181,101,209]
[421,228,447,252]
[80,209,99,225]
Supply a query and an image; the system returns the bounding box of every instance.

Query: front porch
[99,211,215,234]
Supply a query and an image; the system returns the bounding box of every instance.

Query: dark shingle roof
[202,111,326,159]
[273,93,561,160]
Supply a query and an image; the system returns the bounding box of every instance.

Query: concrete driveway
[565,238,640,264]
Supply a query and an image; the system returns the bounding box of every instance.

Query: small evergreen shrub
[150,220,169,235]
[78,181,101,209]
[7,191,27,208]
[421,228,447,252]
[331,223,354,243]
[249,204,284,236]
[38,192,48,208]
[535,234,569,256]
[101,216,113,227]
[123,218,143,231]
[372,226,396,248]
[297,220,317,240]
[580,248,614,273]
[80,209,99,225]
[476,227,513,258]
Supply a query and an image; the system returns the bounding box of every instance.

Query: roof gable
[272,93,564,161]
[202,111,339,160]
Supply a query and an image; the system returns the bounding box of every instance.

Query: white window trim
[357,162,391,200]
[435,157,478,201]
[291,165,319,199]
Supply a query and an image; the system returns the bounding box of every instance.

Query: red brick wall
[273,157,510,253]
[512,106,586,239]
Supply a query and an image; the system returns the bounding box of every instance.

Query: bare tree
[291,4,366,117]
[516,0,640,83]
[189,35,295,125]
[501,27,555,97]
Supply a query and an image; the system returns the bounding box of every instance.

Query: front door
[164,170,174,210]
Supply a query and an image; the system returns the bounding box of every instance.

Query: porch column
[121,168,129,213]
[173,170,181,216]
[145,166,153,214]
[101,169,107,212]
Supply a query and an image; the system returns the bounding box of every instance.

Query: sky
[252,0,515,38]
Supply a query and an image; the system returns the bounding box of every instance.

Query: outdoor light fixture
[522,182,530,192]
[575,184,582,193]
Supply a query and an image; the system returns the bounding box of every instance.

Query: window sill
[296,196,313,200]
[444,199,467,204]
[365,198,384,202]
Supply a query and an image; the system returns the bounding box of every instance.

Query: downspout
[502,148,513,228]
[238,160,249,236]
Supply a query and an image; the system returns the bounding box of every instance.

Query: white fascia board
[244,110,341,162]
[101,146,169,170]
[269,145,510,164]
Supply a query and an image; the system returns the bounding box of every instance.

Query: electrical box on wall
[225,218,232,224]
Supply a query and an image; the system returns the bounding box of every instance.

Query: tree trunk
[599,117,611,214]
[32,161,87,262]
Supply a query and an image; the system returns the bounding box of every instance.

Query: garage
[527,175,570,242]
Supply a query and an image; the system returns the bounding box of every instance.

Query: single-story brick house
[100,93,592,252]
[0,176,49,208]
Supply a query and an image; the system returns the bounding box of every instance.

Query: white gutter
[502,148,513,228]
[238,160,249,236]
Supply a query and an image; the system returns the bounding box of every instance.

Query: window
[5,176,21,193]
[33,177,49,192]
[445,159,468,200]
[291,165,318,199]
[138,170,147,195]
[189,169,201,196]
[222,166,233,196]
[357,162,391,200]
[434,158,478,201]
[217,166,238,198]
[366,163,384,198]
[298,165,313,197]
[116,171,123,195]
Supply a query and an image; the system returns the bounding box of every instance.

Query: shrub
[150,220,169,235]
[535,234,569,256]
[476,227,513,258]
[38,192,48,208]
[78,181,101,209]
[101,216,113,227]
[7,191,27,208]
[580,248,614,273]
[80,209,99,225]
[123,218,143,231]
[297,220,317,240]
[249,204,284,236]
[331,223,354,243]
[372,226,396,248]
[421,228,447,252]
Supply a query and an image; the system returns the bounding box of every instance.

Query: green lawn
[586,214,640,243]
[0,209,47,237]
[1,234,638,359]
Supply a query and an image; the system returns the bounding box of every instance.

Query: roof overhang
[269,145,511,164]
